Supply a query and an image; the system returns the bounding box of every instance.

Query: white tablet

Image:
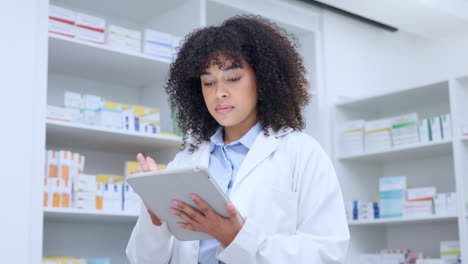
[126,166,243,241]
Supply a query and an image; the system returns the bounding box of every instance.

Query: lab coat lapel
[232,128,281,192]
[191,141,210,168]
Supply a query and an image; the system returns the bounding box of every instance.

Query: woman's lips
[215,105,234,114]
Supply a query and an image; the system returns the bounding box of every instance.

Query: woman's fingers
[191,194,213,216]
[136,153,149,172]
[172,200,203,222]
[146,156,158,171]
[137,153,158,172]
[226,203,242,225]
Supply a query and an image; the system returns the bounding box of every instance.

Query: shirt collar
[210,122,262,152]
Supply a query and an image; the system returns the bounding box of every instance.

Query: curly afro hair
[165,15,310,152]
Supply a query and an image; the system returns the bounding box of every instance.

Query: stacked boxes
[391,113,419,146]
[440,241,460,264]
[83,94,104,125]
[143,29,182,62]
[432,192,458,216]
[48,5,106,44]
[440,114,452,140]
[463,123,468,136]
[340,113,452,156]
[49,4,187,59]
[48,5,76,37]
[420,114,451,142]
[379,176,406,218]
[404,186,435,217]
[58,151,72,209]
[364,119,392,152]
[72,174,96,210]
[44,150,85,209]
[345,200,379,221]
[49,91,170,135]
[97,174,125,212]
[338,120,365,155]
[123,183,141,214]
[64,91,84,123]
[94,101,127,130]
[107,24,141,53]
[134,105,161,134]
[143,29,174,62]
[417,260,443,264]
[75,12,106,44]
[360,250,422,264]
[46,105,73,122]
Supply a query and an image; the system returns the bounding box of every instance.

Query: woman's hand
[136,153,162,226]
[170,194,243,247]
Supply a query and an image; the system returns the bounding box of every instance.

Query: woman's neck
[223,118,258,145]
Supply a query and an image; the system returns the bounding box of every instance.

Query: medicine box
[75,12,106,44]
[47,105,73,122]
[379,176,406,218]
[49,5,76,37]
[339,120,364,156]
[365,118,392,152]
[407,186,436,201]
[390,113,419,146]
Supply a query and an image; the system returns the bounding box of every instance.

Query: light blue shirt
[198,122,262,264]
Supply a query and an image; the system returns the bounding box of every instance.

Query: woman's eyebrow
[222,65,242,72]
[200,65,242,76]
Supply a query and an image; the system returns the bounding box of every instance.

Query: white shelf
[348,214,458,226]
[337,139,453,162]
[46,119,182,153]
[335,81,449,114]
[48,34,170,86]
[44,207,139,223]
[461,136,468,142]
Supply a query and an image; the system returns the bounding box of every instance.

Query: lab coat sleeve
[216,144,350,264]
[126,205,175,264]
[126,153,184,264]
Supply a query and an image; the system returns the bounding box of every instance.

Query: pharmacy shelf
[335,81,449,115]
[46,120,182,153]
[348,214,458,226]
[48,33,170,87]
[44,207,139,223]
[338,139,453,162]
[56,0,187,25]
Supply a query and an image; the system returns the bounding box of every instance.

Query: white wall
[0,0,48,263]
[322,9,468,101]
[322,10,431,101]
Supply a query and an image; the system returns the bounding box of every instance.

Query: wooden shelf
[348,214,458,226]
[46,119,182,153]
[44,207,139,223]
[338,139,453,162]
[48,34,170,86]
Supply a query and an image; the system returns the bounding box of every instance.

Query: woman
[126,15,349,264]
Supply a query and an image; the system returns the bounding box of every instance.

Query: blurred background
[2,0,468,263]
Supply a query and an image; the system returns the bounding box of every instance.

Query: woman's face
[200,56,258,129]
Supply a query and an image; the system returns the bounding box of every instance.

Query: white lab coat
[126,127,350,264]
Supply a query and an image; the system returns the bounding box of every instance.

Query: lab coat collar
[232,126,292,191]
[191,126,293,191]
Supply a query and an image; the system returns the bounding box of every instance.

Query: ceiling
[308,0,468,39]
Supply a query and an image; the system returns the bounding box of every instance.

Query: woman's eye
[203,81,214,86]
[228,77,240,82]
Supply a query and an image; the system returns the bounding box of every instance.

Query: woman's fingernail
[190,194,197,200]
[172,200,179,206]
